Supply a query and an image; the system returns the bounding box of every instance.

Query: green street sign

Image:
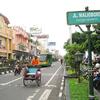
[67,10,100,25]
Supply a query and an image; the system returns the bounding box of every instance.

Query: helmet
[95,63,100,68]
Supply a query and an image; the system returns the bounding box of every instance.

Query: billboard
[30,26,42,34]
[31,34,49,39]
[48,42,56,46]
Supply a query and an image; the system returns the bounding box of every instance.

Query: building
[0,14,13,59]
[12,26,29,60]
[30,34,49,55]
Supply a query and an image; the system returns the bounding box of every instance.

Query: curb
[64,77,70,100]
[63,66,70,100]
[0,70,13,75]
[94,89,100,99]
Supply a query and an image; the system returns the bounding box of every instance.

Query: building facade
[12,26,29,60]
[0,14,13,59]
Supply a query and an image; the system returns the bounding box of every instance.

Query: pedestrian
[60,59,63,65]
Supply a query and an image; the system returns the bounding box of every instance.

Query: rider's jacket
[31,58,40,66]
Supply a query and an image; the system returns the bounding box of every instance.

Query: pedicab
[22,65,41,87]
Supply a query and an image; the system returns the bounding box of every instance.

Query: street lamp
[75,51,83,83]
[75,51,83,62]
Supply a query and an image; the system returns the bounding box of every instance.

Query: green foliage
[94,40,100,54]
[28,38,33,43]
[72,32,86,45]
[64,43,83,67]
[64,27,100,67]
[69,78,99,100]
[93,24,100,30]
[18,43,26,51]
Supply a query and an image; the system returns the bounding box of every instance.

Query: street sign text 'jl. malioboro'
[67,10,100,25]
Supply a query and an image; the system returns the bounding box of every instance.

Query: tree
[64,42,83,68]
[93,24,100,34]
[64,24,100,67]
[72,30,100,54]
[72,32,86,44]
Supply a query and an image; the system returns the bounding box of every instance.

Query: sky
[0,0,100,55]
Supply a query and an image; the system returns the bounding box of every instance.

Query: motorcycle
[14,65,21,76]
[93,72,100,90]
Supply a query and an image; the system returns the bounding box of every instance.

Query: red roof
[0,13,10,25]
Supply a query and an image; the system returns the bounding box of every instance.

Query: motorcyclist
[22,56,40,76]
[22,62,29,77]
[14,64,21,75]
[31,56,40,67]
[31,56,41,72]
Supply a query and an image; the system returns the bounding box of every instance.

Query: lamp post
[75,51,83,83]
[85,7,94,100]
[86,25,95,100]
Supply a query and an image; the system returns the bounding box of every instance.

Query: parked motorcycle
[93,73,100,90]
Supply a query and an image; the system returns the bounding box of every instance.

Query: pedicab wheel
[23,78,31,86]
[36,76,41,86]
[23,78,27,86]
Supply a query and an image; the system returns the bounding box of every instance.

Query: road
[0,61,65,100]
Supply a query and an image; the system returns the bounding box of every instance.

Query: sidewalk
[0,67,13,75]
[63,66,100,100]
[64,76,70,100]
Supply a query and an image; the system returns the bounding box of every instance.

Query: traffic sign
[67,10,100,25]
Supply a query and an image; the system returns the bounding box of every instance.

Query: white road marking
[45,66,62,86]
[27,96,33,100]
[27,89,40,100]
[62,77,64,80]
[59,92,62,98]
[47,85,56,88]
[62,79,64,82]
[39,89,52,100]
[60,86,63,90]
[58,77,64,98]
[61,82,64,86]
[0,77,22,86]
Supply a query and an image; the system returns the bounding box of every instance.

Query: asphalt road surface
[0,61,65,100]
